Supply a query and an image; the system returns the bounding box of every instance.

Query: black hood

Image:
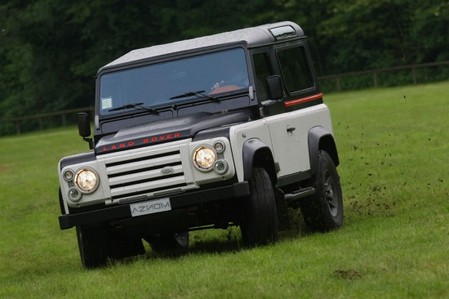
[95,110,252,154]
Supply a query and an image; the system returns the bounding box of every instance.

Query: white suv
[58,21,343,268]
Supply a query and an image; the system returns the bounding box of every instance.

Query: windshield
[99,48,250,115]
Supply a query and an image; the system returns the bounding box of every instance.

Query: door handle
[286,127,296,133]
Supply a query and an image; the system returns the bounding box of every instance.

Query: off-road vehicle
[58,21,343,268]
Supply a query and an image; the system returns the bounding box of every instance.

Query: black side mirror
[266,75,284,100]
[77,112,93,149]
[77,112,91,137]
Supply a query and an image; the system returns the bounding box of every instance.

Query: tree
[410,1,449,62]
[1,0,448,134]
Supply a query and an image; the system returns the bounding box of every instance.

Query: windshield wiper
[108,102,159,114]
[169,90,218,101]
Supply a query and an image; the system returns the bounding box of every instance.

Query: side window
[277,46,314,93]
[252,53,272,101]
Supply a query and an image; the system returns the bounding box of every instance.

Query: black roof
[101,21,304,71]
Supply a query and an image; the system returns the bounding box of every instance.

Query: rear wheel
[240,167,278,247]
[301,151,343,231]
[76,223,145,269]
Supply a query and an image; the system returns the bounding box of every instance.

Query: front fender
[58,188,66,215]
[242,138,277,184]
[59,151,96,171]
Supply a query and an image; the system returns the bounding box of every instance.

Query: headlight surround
[74,168,99,193]
[193,146,217,171]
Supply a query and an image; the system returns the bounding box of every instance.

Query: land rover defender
[58,21,343,268]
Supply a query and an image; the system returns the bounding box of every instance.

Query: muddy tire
[76,223,145,269]
[240,167,279,247]
[301,151,343,231]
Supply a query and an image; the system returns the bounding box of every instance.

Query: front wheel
[76,223,145,269]
[301,151,343,232]
[240,167,279,247]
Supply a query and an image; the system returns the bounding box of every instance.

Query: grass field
[1,81,448,298]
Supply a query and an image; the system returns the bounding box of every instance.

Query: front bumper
[59,182,249,230]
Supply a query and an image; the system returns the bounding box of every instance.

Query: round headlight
[193,146,216,171]
[75,168,99,193]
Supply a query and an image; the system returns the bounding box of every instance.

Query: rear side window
[277,46,314,93]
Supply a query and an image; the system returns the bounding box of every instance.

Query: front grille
[99,141,191,203]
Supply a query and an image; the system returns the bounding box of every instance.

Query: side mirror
[266,75,284,100]
[77,112,93,149]
[77,112,91,138]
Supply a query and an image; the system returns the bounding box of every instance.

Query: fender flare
[58,188,66,215]
[308,126,340,175]
[242,138,277,185]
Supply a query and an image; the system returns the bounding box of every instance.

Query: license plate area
[130,198,171,217]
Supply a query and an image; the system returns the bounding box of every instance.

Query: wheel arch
[242,138,277,185]
[308,126,339,175]
[59,188,66,215]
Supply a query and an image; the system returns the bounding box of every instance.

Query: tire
[301,150,343,232]
[145,231,189,256]
[240,167,279,247]
[76,223,145,269]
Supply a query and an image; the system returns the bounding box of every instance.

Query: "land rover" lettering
[98,132,183,154]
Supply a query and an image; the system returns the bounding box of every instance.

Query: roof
[101,21,304,70]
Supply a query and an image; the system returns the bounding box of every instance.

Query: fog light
[214,160,228,175]
[68,188,82,202]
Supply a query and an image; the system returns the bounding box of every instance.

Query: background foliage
[1,0,448,123]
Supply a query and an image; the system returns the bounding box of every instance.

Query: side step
[284,187,316,208]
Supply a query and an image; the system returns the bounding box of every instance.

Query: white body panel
[230,103,333,181]
[266,104,333,177]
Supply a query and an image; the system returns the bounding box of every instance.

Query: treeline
[1,0,448,133]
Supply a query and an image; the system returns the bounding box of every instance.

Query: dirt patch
[0,164,10,174]
[333,269,363,280]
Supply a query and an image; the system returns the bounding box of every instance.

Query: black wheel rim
[324,169,339,217]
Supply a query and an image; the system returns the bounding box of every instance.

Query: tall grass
[0,81,448,298]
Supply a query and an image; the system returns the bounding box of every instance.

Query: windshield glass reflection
[99,48,249,115]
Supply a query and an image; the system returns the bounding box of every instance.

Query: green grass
[1,81,448,298]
